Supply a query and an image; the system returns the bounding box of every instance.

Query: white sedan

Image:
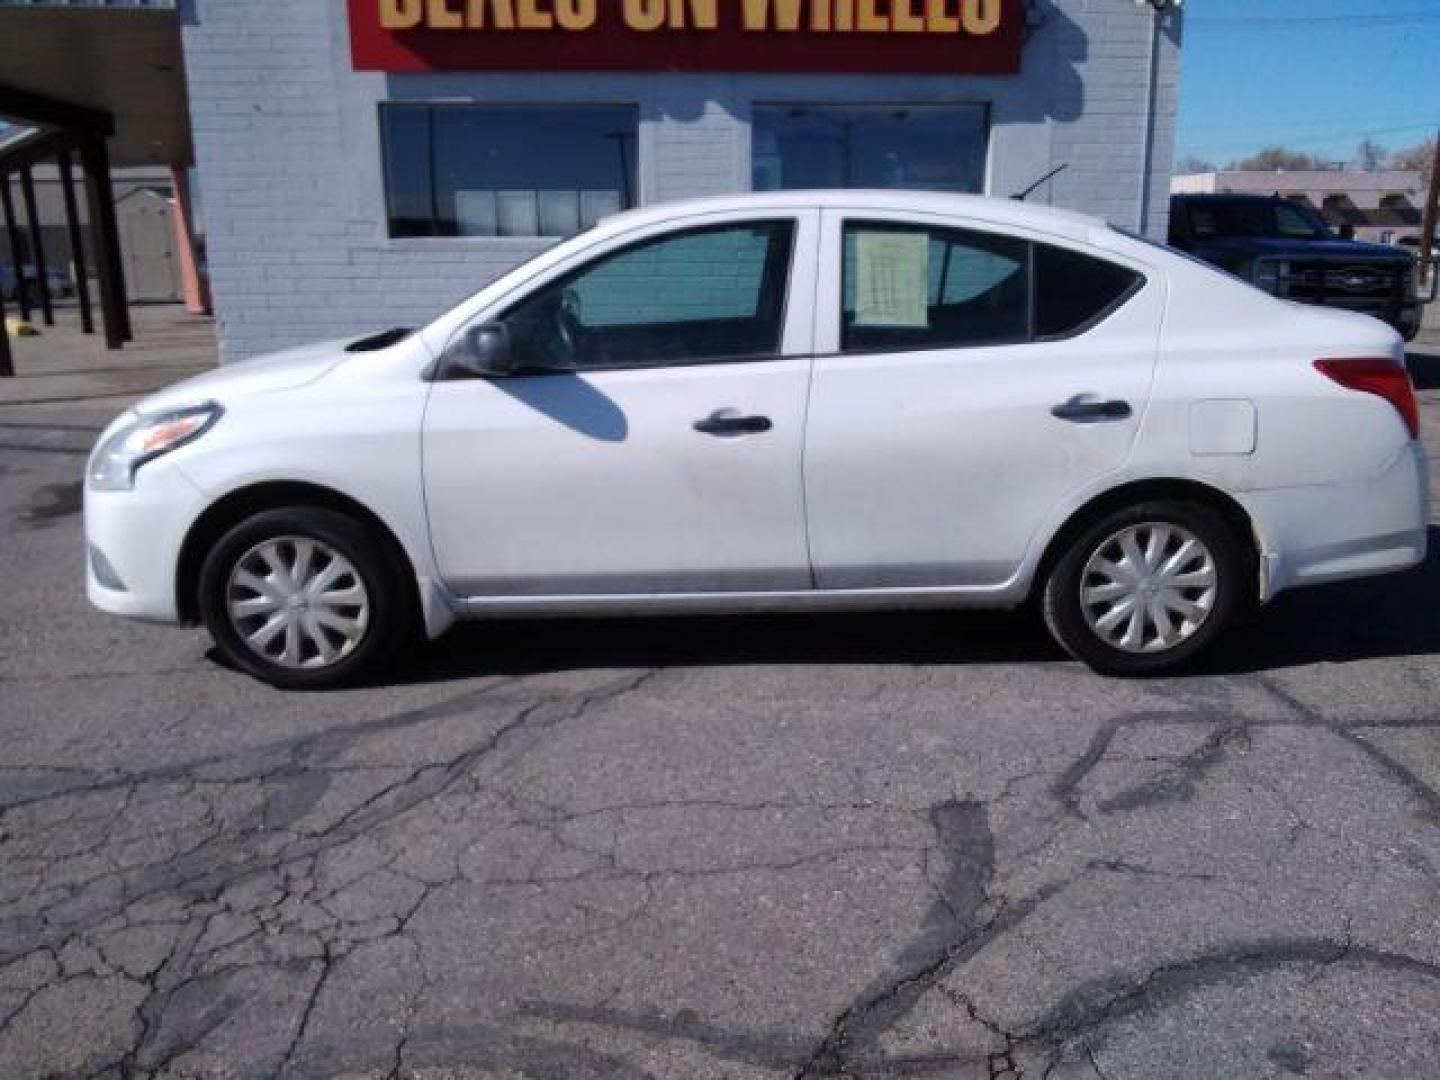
[84,192,1429,687]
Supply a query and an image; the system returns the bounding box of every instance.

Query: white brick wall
[180,0,1182,361]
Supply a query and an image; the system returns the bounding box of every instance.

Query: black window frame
[493,218,800,374]
[1032,242,1147,343]
[837,219,1146,357]
[379,102,640,240]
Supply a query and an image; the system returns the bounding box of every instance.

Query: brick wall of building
[180,0,1182,361]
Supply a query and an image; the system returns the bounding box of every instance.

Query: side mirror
[443,322,515,379]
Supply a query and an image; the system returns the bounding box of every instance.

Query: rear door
[803,209,1163,590]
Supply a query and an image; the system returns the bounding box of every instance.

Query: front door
[803,210,1162,591]
[423,213,818,597]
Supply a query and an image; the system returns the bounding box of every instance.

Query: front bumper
[1250,255,1431,338]
[84,458,209,624]
[1394,303,1424,341]
[1242,440,1430,601]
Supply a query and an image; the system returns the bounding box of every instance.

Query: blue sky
[1177,0,1440,166]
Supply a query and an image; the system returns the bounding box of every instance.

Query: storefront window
[752,105,988,194]
[381,104,639,239]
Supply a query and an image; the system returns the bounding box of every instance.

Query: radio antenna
[1012,163,1069,201]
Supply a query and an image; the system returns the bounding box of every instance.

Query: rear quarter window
[1034,245,1144,340]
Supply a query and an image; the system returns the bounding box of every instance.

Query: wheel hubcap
[1080,523,1218,655]
[226,537,370,670]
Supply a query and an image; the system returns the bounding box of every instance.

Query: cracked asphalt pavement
[2,354,1440,1079]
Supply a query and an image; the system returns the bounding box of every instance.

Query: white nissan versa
[84,192,1429,687]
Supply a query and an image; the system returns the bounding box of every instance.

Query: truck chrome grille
[1286,261,1401,301]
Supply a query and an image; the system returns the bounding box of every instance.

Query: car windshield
[1188,200,1331,241]
[424,232,580,331]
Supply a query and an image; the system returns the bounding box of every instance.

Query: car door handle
[693,410,773,437]
[1051,396,1133,423]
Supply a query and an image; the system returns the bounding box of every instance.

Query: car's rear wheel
[198,506,413,689]
[1042,501,1248,676]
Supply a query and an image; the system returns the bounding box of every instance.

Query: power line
[1182,121,1438,156]
[1187,121,1437,144]
[1184,113,1440,135]
[1189,11,1440,27]
[1188,14,1440,34]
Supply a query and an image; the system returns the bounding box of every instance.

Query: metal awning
[0,2,199,369]
[1357,206,1423,229]
[0,2,190,167]
[1319,195,1367,229]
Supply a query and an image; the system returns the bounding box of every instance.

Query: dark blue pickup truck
[1169,194,1434,341]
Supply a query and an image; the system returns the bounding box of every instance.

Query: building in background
[177,0,1184,362]
[1172,169,1427,248]
[0,0,208,357]
[1,164,187,304]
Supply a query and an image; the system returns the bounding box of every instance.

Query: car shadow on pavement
[1198,525,1440,676]
[403,606,1064,681]
[393,527,1440,683]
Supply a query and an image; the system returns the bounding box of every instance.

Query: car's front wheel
[1042,501,1248,676]
[197,506,414,689]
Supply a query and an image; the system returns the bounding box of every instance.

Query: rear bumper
[1242,440,1430,600]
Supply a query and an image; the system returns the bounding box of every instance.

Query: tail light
[1314,357,1420,439]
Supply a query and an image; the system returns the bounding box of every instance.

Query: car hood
[1196,236,1411,262]
[134,337,354,415]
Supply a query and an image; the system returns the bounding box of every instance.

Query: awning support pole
[0,176,30,323]
[0,263,12,377]
[169,165,210,316]
[80,136,128,349]
[18,167,54,326]
[57,150,94,335]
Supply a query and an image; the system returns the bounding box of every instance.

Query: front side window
[502,221,796,372]
[753,105,988,194]
[840,222,1144,353]
[381,104,638,239]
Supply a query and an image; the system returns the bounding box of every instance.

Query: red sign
[348,0,1024,75]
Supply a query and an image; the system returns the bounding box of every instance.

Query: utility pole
[1136,0,1185,238]
[1420,130,1440,292]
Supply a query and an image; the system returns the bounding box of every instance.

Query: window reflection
[381,105,638,239]
[753,105,989,194]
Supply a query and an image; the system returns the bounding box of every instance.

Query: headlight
[87,403,222,491]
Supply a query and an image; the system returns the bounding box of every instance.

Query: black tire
[1042,500,1249,677]
[197,506,416,689]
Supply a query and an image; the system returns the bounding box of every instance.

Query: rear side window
[1034,244,1143,340]
[842,223,1031,353]
[840,221,1143,354]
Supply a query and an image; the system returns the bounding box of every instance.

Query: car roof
[600,190,1108,244]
